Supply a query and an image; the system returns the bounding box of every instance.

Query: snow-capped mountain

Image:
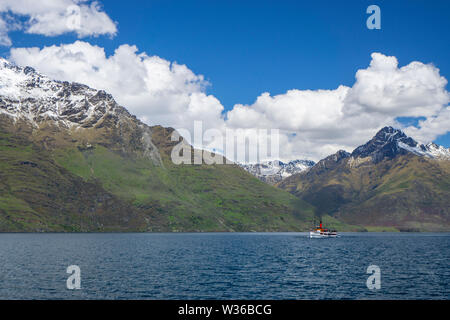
[350,126,450,163]
[0,58,162,164]
[0,58,131,128]
[240,159,315,184]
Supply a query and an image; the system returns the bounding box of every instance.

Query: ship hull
[309,231,338,238]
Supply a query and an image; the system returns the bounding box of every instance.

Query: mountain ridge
[0,58,320,232]
[278,127,450,231]
[350,126,450,163]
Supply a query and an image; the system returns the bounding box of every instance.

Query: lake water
[0,233,448,300]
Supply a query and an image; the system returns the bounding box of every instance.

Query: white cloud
[10,41,225,136]
[8,44,450,161]
[0,17,11,46]
[227,86,350,131]
[403,106,450,143]
[0,13,21,46]
[0,0,116,46]
[226,52,449,160]
[344,53,448,118]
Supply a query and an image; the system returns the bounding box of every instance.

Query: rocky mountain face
[351,126,450,163]
[312,150,350,172]
[240,159,315,184]
[0,58,316,232]
[278,127,450,231]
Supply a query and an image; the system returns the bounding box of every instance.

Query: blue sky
[1,0,449,157]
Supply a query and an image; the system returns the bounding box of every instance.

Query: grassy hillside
[0,117,317,232]
[51,143,316,232]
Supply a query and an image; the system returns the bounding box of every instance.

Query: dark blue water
[0,233,449,299]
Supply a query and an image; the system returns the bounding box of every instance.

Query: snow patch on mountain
[0,58,127,128]
[240,159,315,184]
[398,141,450,160]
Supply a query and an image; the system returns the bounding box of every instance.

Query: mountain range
[278,126,450,231]
[0,58,449,232]
[239,159,315,184]
[0,58,318,232]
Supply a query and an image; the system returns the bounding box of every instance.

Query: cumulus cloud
[10,41,225,137]
[403,106,450,143]
[0,0,116,46]
[227,53,449,159]
[8,45,450,161]
[0,17,11,46]
[344,53,448,118]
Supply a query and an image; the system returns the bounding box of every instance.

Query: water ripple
[0,232,449,299]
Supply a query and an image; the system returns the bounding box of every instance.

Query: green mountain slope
[0,115,317,232]
[0,120,152,232]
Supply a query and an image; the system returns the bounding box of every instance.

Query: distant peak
[379,125,397,132]
[351,126,449,162]
[321,150,350,163]
[240,158,315,184]
[336,149,351,156]
[375,126,406,139]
